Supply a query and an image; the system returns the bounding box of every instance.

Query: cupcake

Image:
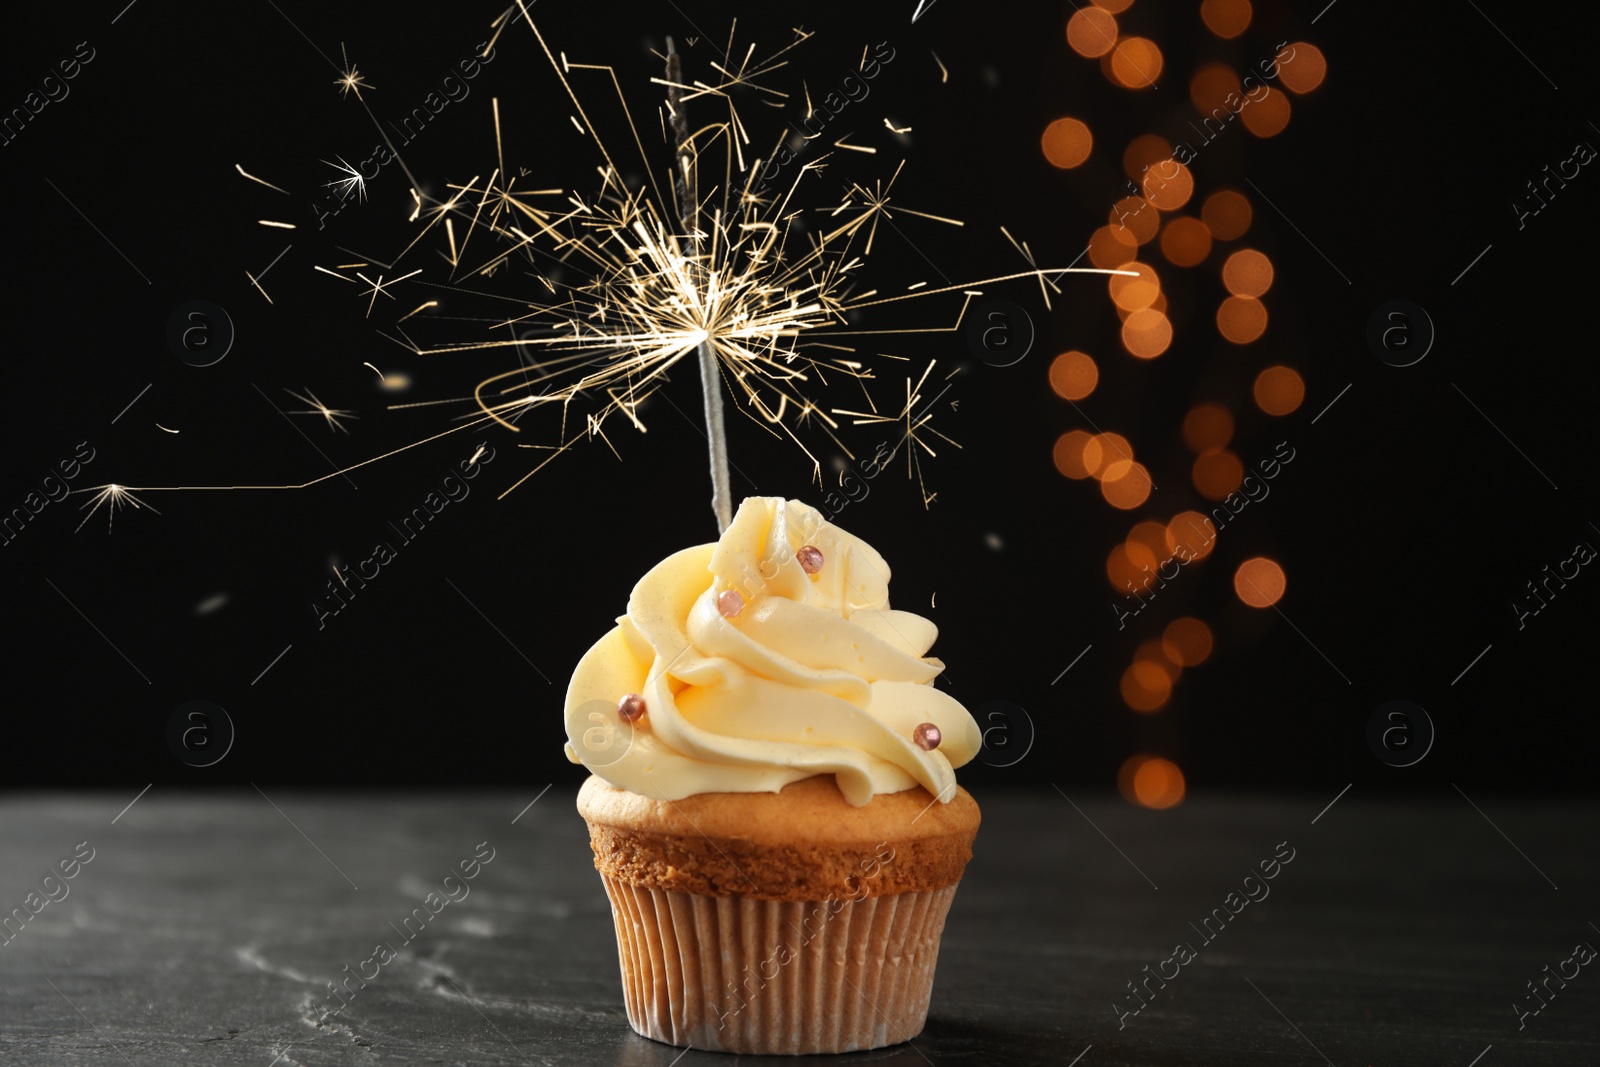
[565,497,981,1055]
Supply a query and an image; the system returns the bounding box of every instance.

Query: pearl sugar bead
[796,545,824,574]
[913,722,942,750]
[617,693,646,723]
[717,589,745,618]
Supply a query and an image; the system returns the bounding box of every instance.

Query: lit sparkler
[75,484,159,533]
[81,13,1131,533]
[283,388,359,434]
[323,157,367,203]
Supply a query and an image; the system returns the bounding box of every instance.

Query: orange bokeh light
[1190,62,1242,115]
[1240,86,1291,137]
[1109,261,1161,311]
[1042,117,1094,168]
[1121,660,1172,712]
[1053,430,1096,480]
[1066,7,1119,58]
[1091,0,1134,11]
[1163,617,1214,666]
[1123,134,1172,179]
[1088,224,1139,269]
[1235,557,1286,608]
[1142,159,1194,211]
[1222,248,1274,297]
[1277,42,1327,94]
[1253,365,1306,415]
[1085,431,1135,478]
[1111,197,1160,245]
[1168,510,1217,559]
[1122,308,1173,358]
[1129,519,1175,560]
[1217,295,1268,344]
[1182,403,1234,452]
[1108,37,1164,90]
[1102,461,1153,509]
[1050,350,1100,401]
[1200,0,1252,38]
[1192,448,1244,499]
[1120,755,1187,808]
[1160,216,1213,267]
[1123,536,1160,575]
[1116,289,1168,322]
[1202,189,1252,241]
[1107,542,1146,592]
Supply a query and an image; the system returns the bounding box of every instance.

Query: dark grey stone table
[2,788,1597,1065]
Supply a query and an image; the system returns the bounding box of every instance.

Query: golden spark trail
[89,16,1132,534]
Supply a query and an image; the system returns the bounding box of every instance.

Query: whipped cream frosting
[564,497,980,806]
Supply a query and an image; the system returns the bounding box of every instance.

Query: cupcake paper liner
[601,874,958,1055]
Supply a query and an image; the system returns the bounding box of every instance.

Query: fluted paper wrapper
[600,874,958,1054]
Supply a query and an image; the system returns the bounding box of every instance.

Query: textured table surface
[2,788,1597,1066]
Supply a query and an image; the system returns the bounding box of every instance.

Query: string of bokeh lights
[1039,0,1327,809]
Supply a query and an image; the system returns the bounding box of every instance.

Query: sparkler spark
[76,484,160,533]
[236,164,290,195]
[323,157,367,203]
[352,18,1129,506]
[283,388,359,434]
[335,43,373,99]
[89,16,1132,534]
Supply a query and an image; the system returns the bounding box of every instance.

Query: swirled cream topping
[564,497,980,806]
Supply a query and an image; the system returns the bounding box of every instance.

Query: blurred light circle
[1121,661,1173,712]
[1234,557,1287,607]
[1182,403,1234,452]
[1190,62,1242,113]
[1142,159,1194,211]
[1161,216,1213,266]
[1053,430,1097,479]
[1108,37,1164,89]
[1192,448,1244,499]
[1222,249,1274,297]
[1101,461,1153,509]
[1107,542,1146,591]
[1277,42,1327,94]
[1123,134,1173,178]
[1163,617,1214,666]
[1109,261,1162,311]
[1066,7,1119,58]
[1087,431,1135,478]
[1241,86,1291,137]
[1050,350,1100,400]
[1200,0,1252,39]
[1217,295,1268,344]
[1253,365,1306,415]
[1088,224,1139,268]
[1042,117,1094,168]
[1111,196,1160,245]
[1122,308,1173,358]
[1131,756,1187,807]
[1168,510,1218,558]
[1202,189,1253,240]
[1129,519,1175,559]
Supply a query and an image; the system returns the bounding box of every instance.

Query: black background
[2,0,1594,796]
